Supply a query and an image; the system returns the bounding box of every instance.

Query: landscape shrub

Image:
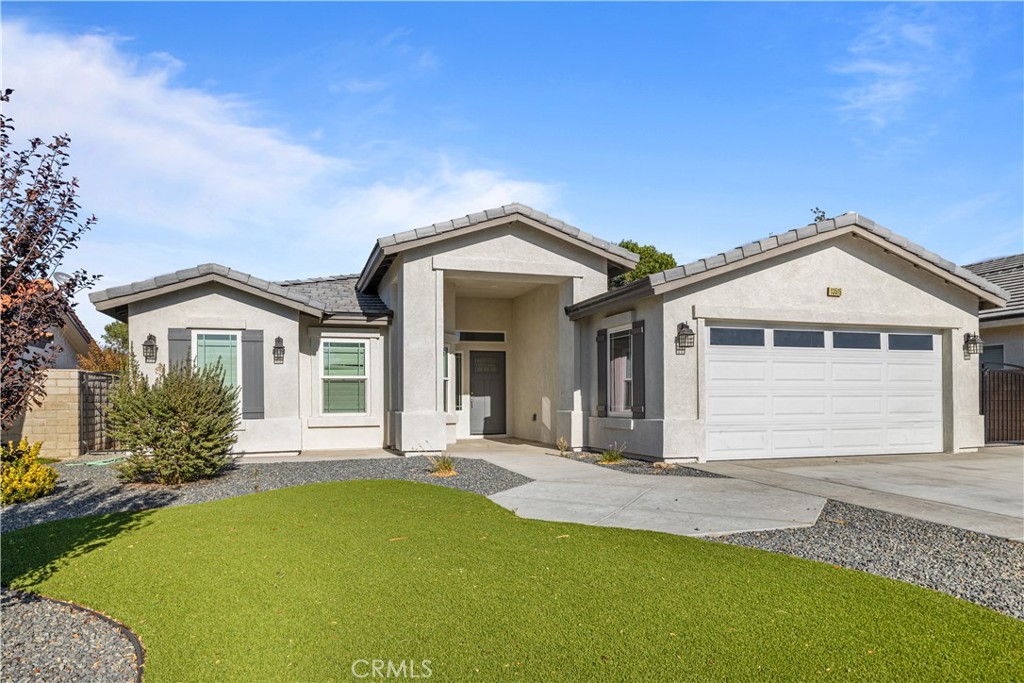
[427,453,457,477]
[598,442,626,464]
[1,438,58,505]
[108,357,239,485]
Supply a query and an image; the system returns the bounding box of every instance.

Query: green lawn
[2,481,1021,682]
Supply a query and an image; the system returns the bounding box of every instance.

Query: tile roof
[964,254,1023,320]
[376,202,641,264]
[568,212,1011,318]
[275,275,390,317]
[89,264,390,319]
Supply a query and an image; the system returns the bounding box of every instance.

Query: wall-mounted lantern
[142,334,158,363]
[273,336,286,364]
[963,332,984,356]
[675,322,696,355]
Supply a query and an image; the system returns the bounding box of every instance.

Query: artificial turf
[2,480,1021,682]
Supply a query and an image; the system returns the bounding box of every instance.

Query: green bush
[108,357,239,485]
[1,438,59,505]
[598,442,626,464]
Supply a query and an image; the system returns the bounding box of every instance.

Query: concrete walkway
[449,440,824,536]
[689,447,1024,541]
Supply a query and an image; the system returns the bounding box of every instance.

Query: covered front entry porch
[442,269,581,447]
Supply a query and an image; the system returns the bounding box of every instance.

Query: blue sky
[4,2,1022,337]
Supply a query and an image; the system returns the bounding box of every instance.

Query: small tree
[612,240,677,288]
[78,322,129,372]
[108,357,239,485]
[1,90,98,429]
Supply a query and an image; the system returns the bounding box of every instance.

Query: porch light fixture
[273,336,286,364]
[963,332,984,356]
[142,334,158,363]
[675,322,696,355]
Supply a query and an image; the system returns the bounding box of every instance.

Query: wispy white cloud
[2,21,555,335]
[832,6,970,128]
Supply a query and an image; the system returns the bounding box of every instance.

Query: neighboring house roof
[964,254,1024,322]
[62,307,95,348]
[567,212,1011,320]
[275,275,391,318]
[89,264,390,323]
[356,203,641,292]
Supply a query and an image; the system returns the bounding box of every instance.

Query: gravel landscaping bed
[1,589,140,683]
[1,456,531,534]
[715,500,1024,620]
[564,451,728,478]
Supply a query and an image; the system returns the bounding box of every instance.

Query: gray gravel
[1,456,531,534]
[0,589,139,683]
[564,451,728,478]
[715,500,1024,620]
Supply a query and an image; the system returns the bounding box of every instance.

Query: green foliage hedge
[107,357,239,485]
[1,438,58,505]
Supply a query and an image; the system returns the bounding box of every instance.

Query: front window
[609,330,632,415]
[194,332,240,389]
[322,341,367,414]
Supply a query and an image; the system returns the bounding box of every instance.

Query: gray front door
[469,351,506,435]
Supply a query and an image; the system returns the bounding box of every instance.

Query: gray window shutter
[631,321,645,419]
[167,329,191,369]
[241,329,265,420]
[596,329,608,418]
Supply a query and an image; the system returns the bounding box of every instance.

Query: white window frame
[607,326,633,418]
[318,338,370,417]
[191,329,243,394]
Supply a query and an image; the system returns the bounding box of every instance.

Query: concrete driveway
[690,446,1024,541]
[450,440,824,537]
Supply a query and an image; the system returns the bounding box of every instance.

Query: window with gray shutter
[630,321,645,419]
[596,329,608,417]
[241,330,265,419]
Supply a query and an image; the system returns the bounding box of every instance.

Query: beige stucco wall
[128,283,302,454]
[580,234,987,460]
[509,284,561,444]
[979,320,1024,368]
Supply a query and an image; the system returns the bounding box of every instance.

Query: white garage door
[705,325,943,460]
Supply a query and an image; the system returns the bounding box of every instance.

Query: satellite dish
[53,272,72,287]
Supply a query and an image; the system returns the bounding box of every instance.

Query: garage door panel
[707,429,768,457]
[772,361,827,382]
[887,424,943,448]
[833,362,883,382]
[887,362,939,383]
[833,394,884,417]
[707,395,768,419]
[772,428,828,451]
[887,394,942,418]
[831,427,886,449]
[706,325,942,460]
[773,395,827,417]
[707,359,767,382]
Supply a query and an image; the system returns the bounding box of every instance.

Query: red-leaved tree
[1,89,99,429]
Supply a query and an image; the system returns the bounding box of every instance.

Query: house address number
[826,287,843,297]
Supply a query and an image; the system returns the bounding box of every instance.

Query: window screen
[888,334,933,351]
[195,333,238,387]
[322,341,367,413]
[709,328,765,347]
[833,331,881,349]
[773,330,825,348]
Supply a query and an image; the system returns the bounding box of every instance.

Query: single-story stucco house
[964,254,1023,370]
[89,204,1010,461]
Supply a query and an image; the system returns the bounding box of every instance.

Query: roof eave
[92,273,327,318]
